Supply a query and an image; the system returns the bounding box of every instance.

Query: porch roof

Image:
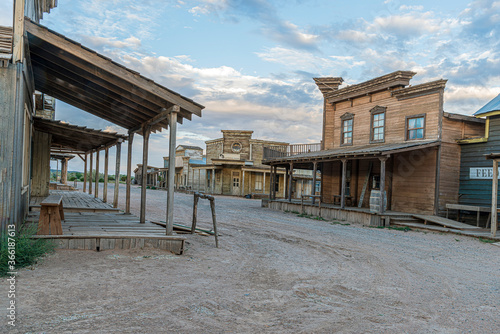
[266,139,440,165]
[34,116,128,154]
[25,18,204,134]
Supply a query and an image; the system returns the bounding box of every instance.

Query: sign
[469,167,500,179]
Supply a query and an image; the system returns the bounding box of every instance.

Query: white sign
[469,167,500,179]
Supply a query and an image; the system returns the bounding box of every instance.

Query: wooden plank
[412,214,481,230]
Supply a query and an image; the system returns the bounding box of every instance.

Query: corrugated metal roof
[474,93,500,116]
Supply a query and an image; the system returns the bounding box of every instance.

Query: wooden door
[232,171,240,195]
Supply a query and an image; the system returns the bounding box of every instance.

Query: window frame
[340,112,354,146]
[254,172,263,191]
[405,113,426,141]
[369,106,386,144]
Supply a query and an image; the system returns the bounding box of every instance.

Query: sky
[1,0,499,174]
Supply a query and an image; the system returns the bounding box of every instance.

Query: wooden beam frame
[113,142,121,208]
[166,109,179,235]
[126,133,134,214]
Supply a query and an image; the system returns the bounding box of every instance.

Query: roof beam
[129,105,180,134]
[26,19,204,117]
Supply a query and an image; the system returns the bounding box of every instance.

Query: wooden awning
[34,116,128,154]
[25,18,204,133]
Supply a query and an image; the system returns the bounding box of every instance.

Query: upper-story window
[406,114,426,140]
[340,112,354,146]
[370,106,386,143]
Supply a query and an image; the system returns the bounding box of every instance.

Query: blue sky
[1,0,499,173]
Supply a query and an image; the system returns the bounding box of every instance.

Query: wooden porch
[269,199,500,241]
[28,191,186,254]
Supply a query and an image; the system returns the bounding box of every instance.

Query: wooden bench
[446,204,499,227]
[37,194,64,235]
[333,195,355,207]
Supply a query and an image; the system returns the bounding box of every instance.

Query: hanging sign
[469,167,500,179]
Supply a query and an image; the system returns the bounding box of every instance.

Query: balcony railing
[263,143,321,160]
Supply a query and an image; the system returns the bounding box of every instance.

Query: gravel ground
[1,183,499,333]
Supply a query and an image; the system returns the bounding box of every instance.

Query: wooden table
[37,194,64,235]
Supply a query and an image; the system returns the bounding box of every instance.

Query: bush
[0,223,56,277]
[68,175,76,181]
[99,177,104,183]
[108,175,115,181]
[120,175,127,182]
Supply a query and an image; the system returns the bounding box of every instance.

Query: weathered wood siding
[325,90,441,149]
[459,115,500,207]
[31,130,51,197]
[391,148,437,214]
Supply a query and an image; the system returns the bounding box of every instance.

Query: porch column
[126,132,134,214]
[263,171,266,195]
[341,158,347,209]
[83,153,88,192]
[288,163,293,202]
[312,161,317,204]
[103,147,109,203]
[269,167,273,199]
[241,170,245,196]
[94,150,99,198]
[61,158,68,185]
[89,152,93,195]
[140,126,152,224]
[166,108,179,235]
[198,169,201,191]
[492,159,499,237]
[113,142,121,208]
[379,156,388,214]
[285,166,289,200]
[212,168,216,193]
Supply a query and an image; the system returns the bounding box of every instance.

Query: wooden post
[83,153,88,192]
[61,158,68,184]
[166,108,178,235]
[94,149,100,198]
[269,166,274,200]
[288,163,293,202]
[492,159,498,237]
[379,156,388,214]
[103,148,109,203]
[263,171,266,195]
[212,168,216,193]
[89,152,93,195]
[241,170,245,196]
[113,142,121,208]
[191,193,199,233]
[312,161,317,205]
[140,126,151,224]
[210,199,219,248]
[341,158,347,209]
[126,132,134,214]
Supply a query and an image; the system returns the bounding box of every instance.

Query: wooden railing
[263,143,321,160]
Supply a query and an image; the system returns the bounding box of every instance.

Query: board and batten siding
[459,115,500,207]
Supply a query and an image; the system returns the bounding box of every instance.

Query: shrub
[0,223,56,277]
[120,175,127,182]
[68,175,76,181]
[99,177,104,183]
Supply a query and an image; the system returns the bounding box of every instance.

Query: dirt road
[1,185,499,333]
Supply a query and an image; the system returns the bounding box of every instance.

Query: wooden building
[190,130,290,197]
[163,145,206,190]
[458,94,500,207]
[0,1,204,235]
[264,71,484,217]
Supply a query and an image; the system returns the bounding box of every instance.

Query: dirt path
[1,186,499,333]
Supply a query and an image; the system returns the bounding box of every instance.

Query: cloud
[188,0,319,50]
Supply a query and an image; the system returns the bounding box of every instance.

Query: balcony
[263,143,321,160]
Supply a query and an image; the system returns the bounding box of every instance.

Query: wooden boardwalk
[31,190,120,213]
[29,191,185,254]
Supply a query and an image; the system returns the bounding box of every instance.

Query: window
[231,142,242,153]
[370,106,386,143]
[255,173,263,191]
[406,114,425,140]
[340,113,354,146]
[232,171,240,187]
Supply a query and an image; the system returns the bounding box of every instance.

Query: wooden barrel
[369,190,387,213]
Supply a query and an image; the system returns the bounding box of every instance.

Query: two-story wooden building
[264,71,484,223]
